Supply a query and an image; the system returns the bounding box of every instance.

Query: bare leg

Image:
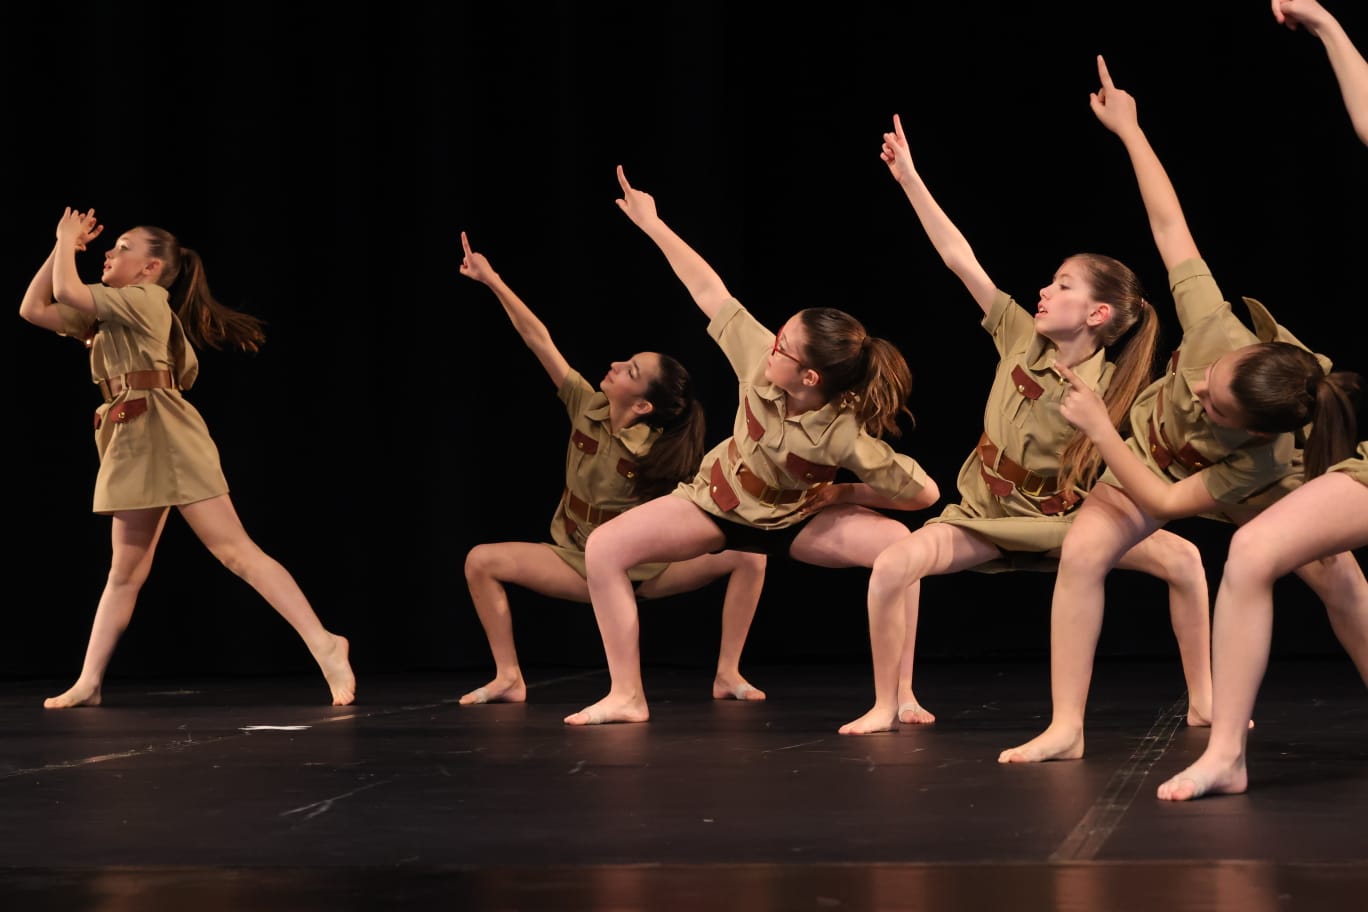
[178,495,355,706]
[460,542,594,704]
[639,550,770,700]
[895,579,936,725]
[569,495,726,725]
[1114,529,1213,725]
[1158,473,1368,800]
[45,508,169,709]
[839,523,1000,734]
[999,484,1162,763]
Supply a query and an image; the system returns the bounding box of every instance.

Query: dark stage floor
[2,657,1366,911]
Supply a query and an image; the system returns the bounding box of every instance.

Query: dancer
[19,209,354,707]
[566,165,941,726]
[839,114,1210,735]
[1149,0,1368,799]
[456,231,768,705]
[999,56,1364,763]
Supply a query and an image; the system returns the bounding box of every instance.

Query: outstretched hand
[880,113,919,183]
[458,230,496,284]
[614,164,660,229]
[1272,0,1333,32]
[1089,55,1140,136]
[1055,362,1112,439]
[56,207,103,252]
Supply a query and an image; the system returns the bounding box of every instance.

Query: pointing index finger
[616,164,632,193]
[460,230,472,257]
[1097,54,1115,90]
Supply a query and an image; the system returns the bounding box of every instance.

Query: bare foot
[898,700,936,725]
[838,705,897,735]
[712,674,766,701]
[44,681,102,709]
[564,694,649,726]
[1185,706,1254,730]
[460,676,527,705]
[314,634,355,706]
[1156,757,1248,801]
[998,724,1084,763]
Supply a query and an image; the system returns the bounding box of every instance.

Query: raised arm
[459,231,571,389]
[1274,0,1368,146]
[881,114,996,314]
[20,208,103,331]
[1090,56,1201,271]
[614,165,732,321]
[1055,363,1222,520]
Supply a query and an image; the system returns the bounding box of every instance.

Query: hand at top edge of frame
[1273,0,1335,33]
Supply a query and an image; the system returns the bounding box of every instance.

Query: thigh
[1234,473,1368,580]
[1061,483,1165,567]
[109,507,171,573]
[789,504,912,569]
[586,495,727,567]
[638,550,763,600]
[468,541,594,603]
[177,494,251,552]
[879,522,1006,578]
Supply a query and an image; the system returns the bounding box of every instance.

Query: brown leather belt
[98,369,175,402]
[727,440,807,506]
[977,432,1076,516]
[978,432,1058,496]
[1146,387,1212,473]
[564,490,623,526]
[1147,420,1211,472]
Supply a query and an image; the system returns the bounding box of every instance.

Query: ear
[631,398,654,417]
[1087,301,1112,329]
[142,258,163,279]
[801,367,821,388]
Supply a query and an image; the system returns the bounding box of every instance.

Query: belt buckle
[757,487,784,508]
[1020,473,1049,497]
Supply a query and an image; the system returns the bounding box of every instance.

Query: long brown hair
[140,226,266,352]
[1229,342,1362,479]
[796,308,914,439]
[1057,253,1160,496]
[631,353,707,500]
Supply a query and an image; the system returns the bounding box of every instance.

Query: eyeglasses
[771,334,805,370]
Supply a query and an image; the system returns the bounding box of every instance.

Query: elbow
[895,478,941,512]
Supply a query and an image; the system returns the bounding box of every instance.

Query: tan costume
[1098,258,1327,513]
[57,283,228,515]
[924,289,1111,566]
[1329,441,1368,486]
[544,370,669,582]
[673,299,930,529]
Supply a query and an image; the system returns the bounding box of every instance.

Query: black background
[6,2,1367,684]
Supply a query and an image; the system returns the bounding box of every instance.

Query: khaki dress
[544,370,669,583]
[673,299,931,528]
[1328,442,1368,486]
[924,289,1112,569]
[57,283,229,515]
[1098,258,1327,515]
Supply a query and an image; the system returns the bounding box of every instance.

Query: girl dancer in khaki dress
[565,166,941,726]
[456,231,768,705]
[19,210,354,707]
[1152,0,1368,800]
[1001,55,1366,764]
[840,114,1211,735]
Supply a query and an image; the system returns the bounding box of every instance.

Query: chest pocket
[743,399,765,441]
[785,452,837,485]
[1001,364,1047,430]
